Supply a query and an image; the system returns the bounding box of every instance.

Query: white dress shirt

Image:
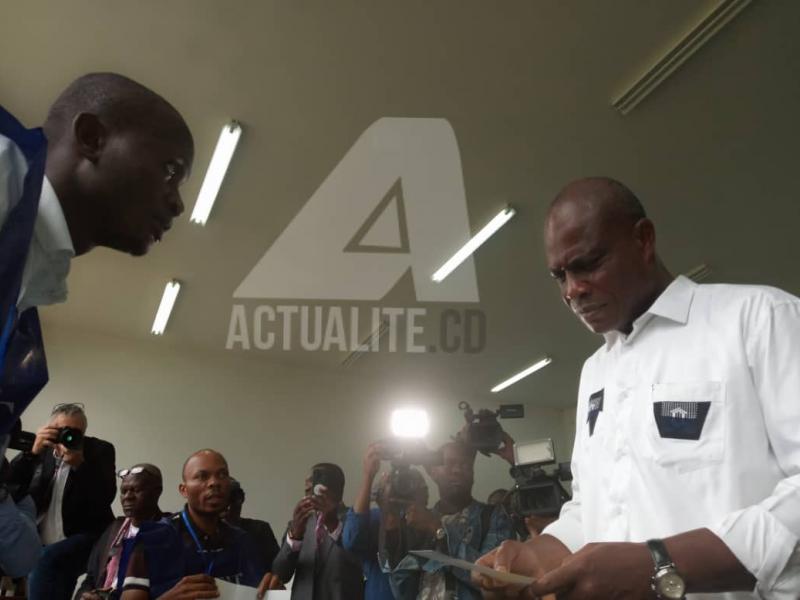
[544,276,800,600]
[38,458,69,545]
[0,133,74,313]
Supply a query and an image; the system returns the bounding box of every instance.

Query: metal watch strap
[646,539,674,570]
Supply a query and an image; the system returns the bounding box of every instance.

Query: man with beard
[389,440,514,600]
[120,450,264,599]
[74,464,166,600]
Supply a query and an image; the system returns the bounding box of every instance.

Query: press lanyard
[181,509,216,575]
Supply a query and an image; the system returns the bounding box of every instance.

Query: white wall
[19,322,574,529]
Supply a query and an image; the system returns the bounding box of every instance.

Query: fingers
[472,547,499,589]
[174,576,219,599]
[257,573,285,598]
[529,560,577,598]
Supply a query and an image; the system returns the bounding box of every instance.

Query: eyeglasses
[118,465,159,479]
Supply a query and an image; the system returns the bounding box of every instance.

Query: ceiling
[2,0,799,410]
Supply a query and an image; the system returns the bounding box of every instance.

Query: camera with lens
[458,401,524,455]
[378,439,441,508]
[506,438,571,524]
[57,427,84,451]
[4,420,83,454]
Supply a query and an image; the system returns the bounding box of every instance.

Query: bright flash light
[391,409,430,438]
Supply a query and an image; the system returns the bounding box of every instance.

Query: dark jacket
[272,514,364,600]
[234,517,280,575]
[73,512,167,600]
[9,435,116,537]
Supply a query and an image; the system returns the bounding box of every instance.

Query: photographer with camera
[8,403,115,600]
[388,438,515,600]
[266,462,364,600]
[343,442,429,600]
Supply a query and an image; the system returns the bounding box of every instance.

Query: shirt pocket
[647,381,726,472]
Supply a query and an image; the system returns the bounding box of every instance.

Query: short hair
[548,176,647,227]
[125,463,163,489]
[182,449,228,481]
[50,403,87,430]
[44,72,192,148]
[439,439,477,462]
[311,463,345,499]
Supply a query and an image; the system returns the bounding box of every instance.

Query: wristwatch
[646,539,686,600]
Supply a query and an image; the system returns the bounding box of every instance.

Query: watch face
[656,571,686,599]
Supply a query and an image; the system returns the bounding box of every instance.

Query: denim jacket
[387,500,513,600]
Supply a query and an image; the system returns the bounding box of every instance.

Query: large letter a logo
[234,118,479,302]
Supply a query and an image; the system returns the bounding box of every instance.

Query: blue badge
[587,389,604,436]
[653,401,711,440]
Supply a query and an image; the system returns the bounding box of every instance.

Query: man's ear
[633,218,657,264]
[72,112,107,163]
[178,482,188,500]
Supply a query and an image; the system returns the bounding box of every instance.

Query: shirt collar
[603,275,696,347]
[35,177,75,257]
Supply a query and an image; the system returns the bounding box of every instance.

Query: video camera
[458,401,524,455]
[378,438,441,507]
[506,438,571,521]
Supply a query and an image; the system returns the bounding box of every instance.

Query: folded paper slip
[214,578,291,599]
[410,550,536,586]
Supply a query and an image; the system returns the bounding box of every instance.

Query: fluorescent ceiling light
[391,408,430,438]
[491,357,552,393]
[190,120,242,225]
[151,280,181,335]
[432,206,516,282]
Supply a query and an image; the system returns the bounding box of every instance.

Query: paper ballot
[214,579,291,600]
[410,550,535,587]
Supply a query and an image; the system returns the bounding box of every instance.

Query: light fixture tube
[151,280,181,335]
[432,206,516,282]
[190,120,242,225]
[491,357,552,393]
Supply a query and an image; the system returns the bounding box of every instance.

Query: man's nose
[170,192,185,217]
[563,272,590,303]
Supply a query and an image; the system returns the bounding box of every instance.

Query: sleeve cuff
[286,533,303,552]
[542,516,584,553]
[711,505,799,594]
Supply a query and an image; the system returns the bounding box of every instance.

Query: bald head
[44,72,193,151]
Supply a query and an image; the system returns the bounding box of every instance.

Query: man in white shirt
[0,71,193,439]
[476,177,799,599]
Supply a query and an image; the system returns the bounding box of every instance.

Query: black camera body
[378,439,440,507]
[507,462,572,518]
[7,420,84,453]
[458,401,523,455]
[7,420,35,453]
